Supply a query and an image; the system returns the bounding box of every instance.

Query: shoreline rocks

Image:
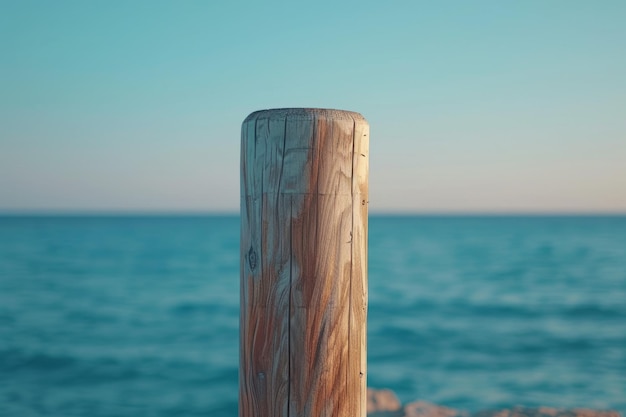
[367,388,621,417]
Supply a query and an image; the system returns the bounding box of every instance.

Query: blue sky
[1,1,625,213]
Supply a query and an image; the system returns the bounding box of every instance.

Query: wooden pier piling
[240,108,369,417]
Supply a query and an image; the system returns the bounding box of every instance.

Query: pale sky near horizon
[1,1,625,213]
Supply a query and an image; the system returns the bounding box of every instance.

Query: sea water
[1,215,624,416]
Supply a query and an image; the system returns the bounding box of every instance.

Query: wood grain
[241,108,369,417]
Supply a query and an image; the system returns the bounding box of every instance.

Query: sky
[1,1,625,213]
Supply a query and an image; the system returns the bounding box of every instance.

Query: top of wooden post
[243,108,366,123]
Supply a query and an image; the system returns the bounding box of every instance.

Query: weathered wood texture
[240,108,369,417]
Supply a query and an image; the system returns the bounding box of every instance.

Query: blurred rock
[366,388,621,417]
[471,406,621,417]
[403,400,468,417]
[367,388,402,416]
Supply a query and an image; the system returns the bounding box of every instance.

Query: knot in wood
[248,246,257,271]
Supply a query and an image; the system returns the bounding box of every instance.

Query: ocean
[1,215,624,416]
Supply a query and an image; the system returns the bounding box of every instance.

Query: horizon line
[1,209,625,217]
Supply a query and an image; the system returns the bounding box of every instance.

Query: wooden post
[240,108,369,417]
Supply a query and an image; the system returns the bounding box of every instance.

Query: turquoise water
[1,215,625,416]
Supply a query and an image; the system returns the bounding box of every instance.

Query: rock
[366,388,621,417]
[403,400,467,417]
[471,406,621,417]
[367,388,403,415]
